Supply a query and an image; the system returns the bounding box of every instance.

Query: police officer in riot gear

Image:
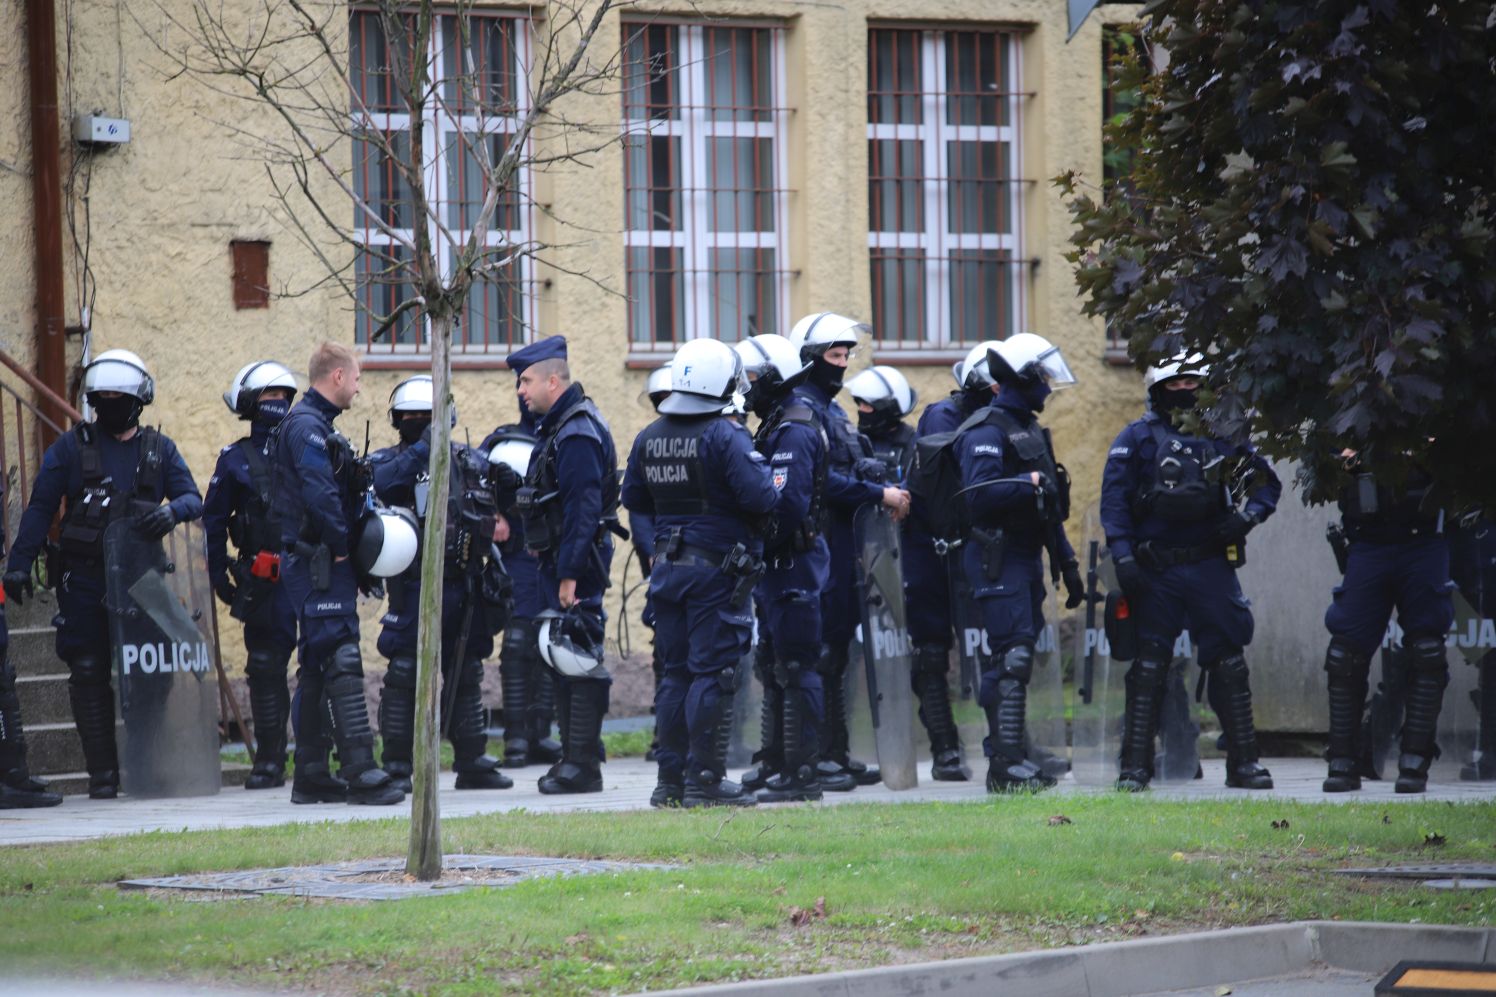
[734,333,843,801]
[270,342,403,806]
[954,334,1084,792]
[622,340,777,807]
[508,336,621,795]
[370,376,514,793]
[1102,353,1280,792]
[0,478,63,808]
[3,349,202,799]
[788,313,910,788]
[482,411,562,769]
[630,365,671,770]
[846,366,918,479]
[204,361,300,789]
[1321,450,1453,794]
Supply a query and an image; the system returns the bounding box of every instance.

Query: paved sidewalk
[3,756,1492,847]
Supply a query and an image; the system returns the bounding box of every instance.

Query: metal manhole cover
[118,854,674,901]
[1333,864,1496,881]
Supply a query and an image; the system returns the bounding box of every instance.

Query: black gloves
[490,461,524,495]
[2,570,33,607]
[1061,560,1085,609]
[854,457,888,484]
[136,505,176,539]
[1215,509,1258,546]
[1034,473,1061,516]
[1114,556,1148,600]
[213,575,237,606]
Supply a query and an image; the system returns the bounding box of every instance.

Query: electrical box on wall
[73,115,131,146]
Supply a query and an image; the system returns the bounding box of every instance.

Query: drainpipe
[26,0,69,440]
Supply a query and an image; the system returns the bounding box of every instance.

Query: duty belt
[668,542,734,568]
[1137,540,1223,569]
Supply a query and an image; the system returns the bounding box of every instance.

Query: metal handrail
[0,351,80,557]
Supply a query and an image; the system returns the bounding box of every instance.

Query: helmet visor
[1034,346,1077,388]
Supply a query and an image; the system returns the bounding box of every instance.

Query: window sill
[1103,344,1133,367]
[358,354,513,371]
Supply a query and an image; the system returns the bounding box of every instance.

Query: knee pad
[67,653,110,687]
[383,656,417,690]
[245,645,289,682]
[752,641,775,684]
[998,644,1034,683]
[1324,636,1369,679]
[1209,651,1250,683]
[326,642,364,683]
[713,667,737,696]
[1406,634,1450,674]
[501,619,537,661]
[773,657,804,688]
[913,644,949,677]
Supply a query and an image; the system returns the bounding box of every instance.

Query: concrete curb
[641,921,1496,997]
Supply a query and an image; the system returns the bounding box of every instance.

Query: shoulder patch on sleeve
[1109,446,1131,457]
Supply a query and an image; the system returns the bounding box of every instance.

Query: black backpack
[906,408,990,548]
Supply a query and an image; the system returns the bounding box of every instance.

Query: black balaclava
[1014,378,1052,413]
[1151,385,1199,419]
[807,354,846,396]
[958,387,990,415]
[89,394,142,435]
[398,414,433,445]
[857,401,902,439]
[254,396,291,428]
[745,376,780,420]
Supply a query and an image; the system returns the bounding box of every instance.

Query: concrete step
[1,589,60,631]
[15,672,72,725]
[45,762,253,798]
[24,719,104,774]
[7,625,66,677]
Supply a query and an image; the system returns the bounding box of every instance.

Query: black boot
[324,645,403,806]
[0,769,63,808]
[451,664,513,790]
[1323,638,1369,793]
[757,666,823,803]
[818,645,880,787]
[538,680,607,794]
[244,649,290,789]
[1209,654,1273,790]
[527,662,563,764]
[684,671,756,808]
[0,652,62,808]
[740,645,783,791]
[984,646,1053,792]
[291,675,346,803]
[377,657,417,792]
[499,622,533,767]
[1116,651,1168,792]
[67,654,119,799]
[1395,636,1450,794]
[646,639,664,763]
[913,644,968,781]
[1461,654,1496,781]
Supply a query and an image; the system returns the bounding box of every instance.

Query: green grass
[3,795,1492,995]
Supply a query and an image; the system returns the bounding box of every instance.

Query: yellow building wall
[5,1,1145,672]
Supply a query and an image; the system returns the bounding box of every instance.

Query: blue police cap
[505,335,568,375]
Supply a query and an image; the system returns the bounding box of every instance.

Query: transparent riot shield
[950,563,982,700]
[1439,586,1490,783]
[727,617,763,768]
[1028,582,1069,779]
[105,519,221,798]
[1156,630,1202,784]
[849,505,917,790]
[1069,506,1125,785]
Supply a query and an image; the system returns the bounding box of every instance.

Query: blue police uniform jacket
[792,383,883,514]
[527,383,617,593]
[202,422,277,592]
[621,414,777,555]
[5,423,202,577]
[955,393,1075,561]
[1100,411,1281,561]
[270,388,353,556]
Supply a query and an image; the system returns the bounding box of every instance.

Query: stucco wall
[6,0,1146,676]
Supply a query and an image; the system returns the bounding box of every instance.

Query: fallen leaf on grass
[1271,819,1290,830]
[1424,832,1446,847]
[787,897,828,928]
[1381,814,1392,824]
[1048,814,1072,826]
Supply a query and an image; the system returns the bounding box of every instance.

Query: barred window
[622,22,791,356]
[350,10,532,356]
[867,27,1028,356]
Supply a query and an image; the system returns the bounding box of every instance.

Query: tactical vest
[636,416,737,517]
[866,424,914,484]
[1132,422,1228,524]
[973,407,1070,527]
[521,397,620,554]
[444,445,499,573]
[58,423,165,564]
[754,400,827,555]
[822,404,873,477]
[1339,468,1441,540]
[230,438,282,559]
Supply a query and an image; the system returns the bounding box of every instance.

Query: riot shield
[105,519,221,798]
[950,563,982,700]
[1027,582,1069,779]
[1439,588,1490,782]
[1069,506,1124,785]
[852,505,918,789]
[1156,632,1202,783]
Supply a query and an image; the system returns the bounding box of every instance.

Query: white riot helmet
[846,366,917,417]
[82,349,155,404]
[388,375,436,429]
[535,608,609,679]
[1143,351,1211,391]
[640,364,673,410]
[957,340,1004,392]
[987,333,1077,390]
[353,506,420,578]
[788,312,866,361]
[658,339,744,416]
[487,427,536,479]
[223,360,298,418]
[734,333,810,416]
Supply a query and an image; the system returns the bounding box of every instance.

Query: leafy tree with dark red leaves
[1058,1,1496,506]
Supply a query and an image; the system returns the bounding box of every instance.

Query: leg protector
[527,660,562,763]
[291,670,348,804]
[1207,652,1272,790]
[684,668,756,808]
[1323,636,1370,793]
[757,660,824,803]
[66,653,118,797]
[244,644,291,789]
[741,641,783,790]
[451,660,513,790]
[1396,635,1451,794]
[377,657,417,769]
[538,680,607,794]
[983,644,1053,792]
[324,643,401,804]
[816,643,879,785]
[1117,644,1169,792]
[912,643,967,781]
[499,621,534,766]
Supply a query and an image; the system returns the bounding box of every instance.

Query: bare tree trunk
[408,308,454,881]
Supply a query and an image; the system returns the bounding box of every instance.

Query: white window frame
[352,11,534,356]
[867,28,1026,357]
[622,22,791,359]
